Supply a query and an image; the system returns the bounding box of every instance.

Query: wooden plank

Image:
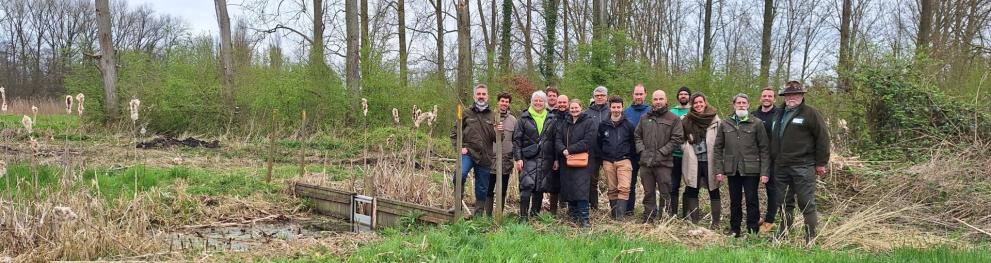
[293,183,454,227]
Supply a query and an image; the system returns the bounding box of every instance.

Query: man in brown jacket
[770,81,830,243]
[451,84,500,216]
[634,90,684,223]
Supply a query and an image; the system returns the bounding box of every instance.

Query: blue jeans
[568,200,590,221]
[453,155,492,203]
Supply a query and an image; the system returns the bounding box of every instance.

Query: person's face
[593,92,607,105]
[692,96,707,113]
[651,91,667,109]
[632,86,646,105]
[678,91,691,106]
[734,98,750,111]
[547,92,558,106]
[557,96,569,111]
[531,97,545,112]
[784,93,804,108]
[760,90,776,108]
[569,102,582,117]
[609,102,623,117]
[475,88,488,103]
[498,97,511,112]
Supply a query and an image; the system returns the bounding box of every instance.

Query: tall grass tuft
[1,86,6,112]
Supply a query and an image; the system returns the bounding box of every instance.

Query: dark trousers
[568,200,590,221]
[639,165,672,219]
[626,154,640,213]
[728,174,760,235]
[488,172,511,209]
[683,164,720,200]
[670,156,684,216]
[764,166,779,222]
[589,159,601,209]
[774,164,819,239]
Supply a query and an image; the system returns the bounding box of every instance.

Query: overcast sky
[130,0,236,36]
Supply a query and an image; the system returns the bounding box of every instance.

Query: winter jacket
[513,108,558,192]
[450,104,497,167]
[555,112,597,201]
[681,116,721,191]
[634,107,685,168]
[597,116,636,162]
[713,114,770,177]
[770,103,830,167]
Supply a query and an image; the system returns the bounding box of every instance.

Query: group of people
[452,81,829,241]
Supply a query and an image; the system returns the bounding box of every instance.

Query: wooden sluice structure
[293,183,454,231]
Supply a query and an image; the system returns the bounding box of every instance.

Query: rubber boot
[615,200,627,221]
[549,194,560,215]
[668,193,680,218]
[685,197,701,224]
[472,198,486,218]
[710,198,722,230]
[519,194,531,221]
[483,198,494,217]
[608,200,617,219]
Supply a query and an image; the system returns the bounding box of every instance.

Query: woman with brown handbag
[554,99,597,228]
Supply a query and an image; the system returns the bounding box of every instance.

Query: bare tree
[346,0,361,92]
[916,0,934,57]
[838,0,852,90]
[456,0,473,98]
[701,0,714,73]
[215,0,235,112]
[759,0,774,86]
[398,0,408,87]
[434,0,446,80]
[95,0,117,119]
[541,0,560,84]
[500,0,513,74]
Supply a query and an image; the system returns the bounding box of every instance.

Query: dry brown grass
[1,166,167,262]
[1,98,66,116]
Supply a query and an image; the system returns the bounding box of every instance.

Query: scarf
[683,106,717,144]
[474,100,489,112]
[528,107,548,135]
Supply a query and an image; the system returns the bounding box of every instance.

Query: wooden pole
[266,109,276,183]
[454,104,464,222]
[494,109,504,224]
[298,110,307,178]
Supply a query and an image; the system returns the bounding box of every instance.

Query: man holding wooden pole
[451,84,500,218]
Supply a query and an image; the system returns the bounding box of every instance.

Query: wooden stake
[494,109,504,224]
[453,104,464,222]
[298,110,307,178]
[266,109,276,183]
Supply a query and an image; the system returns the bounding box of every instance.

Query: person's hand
[553,161,559,171]
[760,175,769,184]
[562,150,570,156]
[816,166,827,176]
[515,160,524,172]
[461,148,468,155]
[716,174,725,183]
[496,123,504,132]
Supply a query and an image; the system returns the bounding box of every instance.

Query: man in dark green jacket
[770,81,830,243]
[714,93,770,237]
[451,84,500,216]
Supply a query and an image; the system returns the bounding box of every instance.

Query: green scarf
[528,107,548,135]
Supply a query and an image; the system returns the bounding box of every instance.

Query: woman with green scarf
[512,91,559,220]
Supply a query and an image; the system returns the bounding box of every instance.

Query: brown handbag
[565,125,589,168]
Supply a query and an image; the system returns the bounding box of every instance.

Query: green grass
[327,220,991,263]
[1,163,282,200]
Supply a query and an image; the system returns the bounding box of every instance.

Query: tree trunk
[524,0,534,75]
[477,0,494,83]
[95,0,117,119]
[701,0,713,73]
[398,0,408,87]
[838,0,851,91]
[361,0,370,78]
[345,0,361,92]
[592,0,605,40]
[615,0,628,65]
[313,0,327,66]
[916,0,934,57]
[562,0,569,64]
[456,0,473,101]
[758,0,773,86]
[435,0,446,81]
[215,0,235,113]
[499,0,512,74]
[541,0,560,85]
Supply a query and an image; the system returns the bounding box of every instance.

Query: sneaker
[759,222,775,233]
